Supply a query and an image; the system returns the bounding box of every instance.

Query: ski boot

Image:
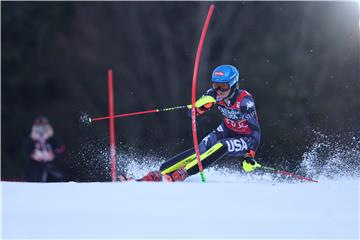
[137,171,162,182]
[162,168,189,182]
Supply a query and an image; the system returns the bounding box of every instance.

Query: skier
[121,65,261,182]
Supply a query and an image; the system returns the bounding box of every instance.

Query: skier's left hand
[242,150,261,172]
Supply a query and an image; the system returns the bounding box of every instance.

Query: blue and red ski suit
[199,88,261,157]
[158,87,261,177]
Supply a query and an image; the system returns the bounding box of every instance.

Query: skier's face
[213,83,231,99]
[217,88,231,99]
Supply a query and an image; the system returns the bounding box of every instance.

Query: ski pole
[89,95,216,123]
[259,165,319,183]
[89,105,188,123]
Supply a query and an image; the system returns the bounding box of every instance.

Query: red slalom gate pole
[108,69,117,182]
[191,4,215,183]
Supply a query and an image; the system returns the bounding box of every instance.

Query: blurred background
[2,1,360,181]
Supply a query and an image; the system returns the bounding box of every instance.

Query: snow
[2,177,359,239]
[2,130,359,239]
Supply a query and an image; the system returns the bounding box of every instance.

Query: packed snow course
[2,131,359,239]
[2,178,359,239]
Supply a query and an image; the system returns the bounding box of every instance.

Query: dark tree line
[2,2,359,181]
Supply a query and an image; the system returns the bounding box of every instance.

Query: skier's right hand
[187,104,212,117]
[187,95,215,116]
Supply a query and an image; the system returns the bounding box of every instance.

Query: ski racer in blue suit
[122,65,261,182]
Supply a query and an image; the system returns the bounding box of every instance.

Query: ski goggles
[212,82,230,92]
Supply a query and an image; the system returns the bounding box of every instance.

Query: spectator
[23,116,65,182]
